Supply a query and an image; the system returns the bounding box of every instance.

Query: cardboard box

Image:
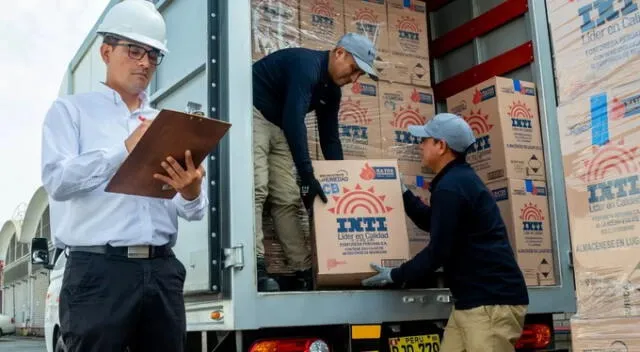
[300,0,345,50]
[379,82,436,176]
[571,316,640,351]
[374,49,395,82]
[338,77,383,159]
[402,174,431,257]
[311,159,411,287]
[557,80,640,157]
[343,0,389,52]
[251,0,301,61]
[563,127,640,318]
[446,76,547,184]
[386,0,430,87]
[547,0,640,105]
[488,178,556,286]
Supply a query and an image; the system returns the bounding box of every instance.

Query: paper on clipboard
[105,109,231,199]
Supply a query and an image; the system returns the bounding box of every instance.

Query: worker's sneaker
[257,257,280,292]
[293,269,313,291]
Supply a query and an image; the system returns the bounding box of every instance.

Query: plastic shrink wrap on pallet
[251,0,433,276]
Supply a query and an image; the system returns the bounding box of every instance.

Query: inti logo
[353,8,380,37]
[391,105,427,145]
[508,101,534,129]
[520,202,545,232]
[579,139,640,206]
[578,0,638,33]
[339,95,371,142]
[395,16,422,52]
[310,0,336,27]
[329,184,393,235]
[463,110,493,153]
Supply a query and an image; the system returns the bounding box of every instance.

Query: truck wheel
[54,335,66,352]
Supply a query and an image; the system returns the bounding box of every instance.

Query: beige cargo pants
[440,305,527,352]
[253,107,311,271]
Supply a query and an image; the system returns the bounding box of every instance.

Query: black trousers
[59,250,187,352]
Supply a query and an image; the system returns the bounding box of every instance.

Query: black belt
[68,244,173,259]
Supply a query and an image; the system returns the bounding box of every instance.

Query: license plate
[388,334,440,352]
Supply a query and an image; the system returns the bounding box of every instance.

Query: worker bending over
[252,33,378,291]
[362,113,530,351]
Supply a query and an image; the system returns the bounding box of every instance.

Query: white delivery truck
[31,0,578,351]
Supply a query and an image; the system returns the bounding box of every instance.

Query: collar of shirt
[428,158,468,192]
[318,50,335,89]
[96,82,152,112]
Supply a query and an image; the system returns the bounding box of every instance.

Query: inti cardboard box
[547,0,640,105]
[343,0,389,52]
[386,0,430,87]
[562,126,640,318]
[379,81,436,176]
[300,0,345,50]
[488,178,556,286]
[251,0,301,61]
[446,76,546,184]
[402,174,431,257]
[571,316,640,351]
[338,77,383,159]
[311,159,410,287]
[556,79,640,157]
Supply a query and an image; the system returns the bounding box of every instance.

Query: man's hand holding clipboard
[153,150,205,200]
[105,109,231,199]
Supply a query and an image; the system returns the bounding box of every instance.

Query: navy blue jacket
[253,48,344,176]
[391,159,530,309]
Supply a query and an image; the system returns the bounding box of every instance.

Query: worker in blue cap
[252,32,378,291]
[362,113,530,351]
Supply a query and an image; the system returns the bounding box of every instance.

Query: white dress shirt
[41,83,208,248]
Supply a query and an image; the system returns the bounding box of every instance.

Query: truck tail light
[249,338,330,352]
[514,323,551,349]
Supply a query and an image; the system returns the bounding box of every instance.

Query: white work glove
[361,263,394,287]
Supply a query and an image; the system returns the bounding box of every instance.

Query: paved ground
[0,336,46,351]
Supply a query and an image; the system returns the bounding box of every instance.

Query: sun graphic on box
[578,138,639,184]
[390,105,425,129]
[328,184,393,215]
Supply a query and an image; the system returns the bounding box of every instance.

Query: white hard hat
[97,0,169,53]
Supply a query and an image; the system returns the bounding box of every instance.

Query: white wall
[72,38,107,95]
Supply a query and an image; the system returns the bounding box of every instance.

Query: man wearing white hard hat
[362,113,529,351]
[41,1,206,351]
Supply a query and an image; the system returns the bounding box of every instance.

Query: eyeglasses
[113,43,164,66]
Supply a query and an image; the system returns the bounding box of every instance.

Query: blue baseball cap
[408,113,476,153]
[336,32,378,80]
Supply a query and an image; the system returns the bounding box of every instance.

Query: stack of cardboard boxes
[446,76,556,288]
[548,0,640,347]
[251,0,435,284]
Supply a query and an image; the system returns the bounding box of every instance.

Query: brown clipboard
[105,109,231,199]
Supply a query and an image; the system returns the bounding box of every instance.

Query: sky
[0,0,111,223]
